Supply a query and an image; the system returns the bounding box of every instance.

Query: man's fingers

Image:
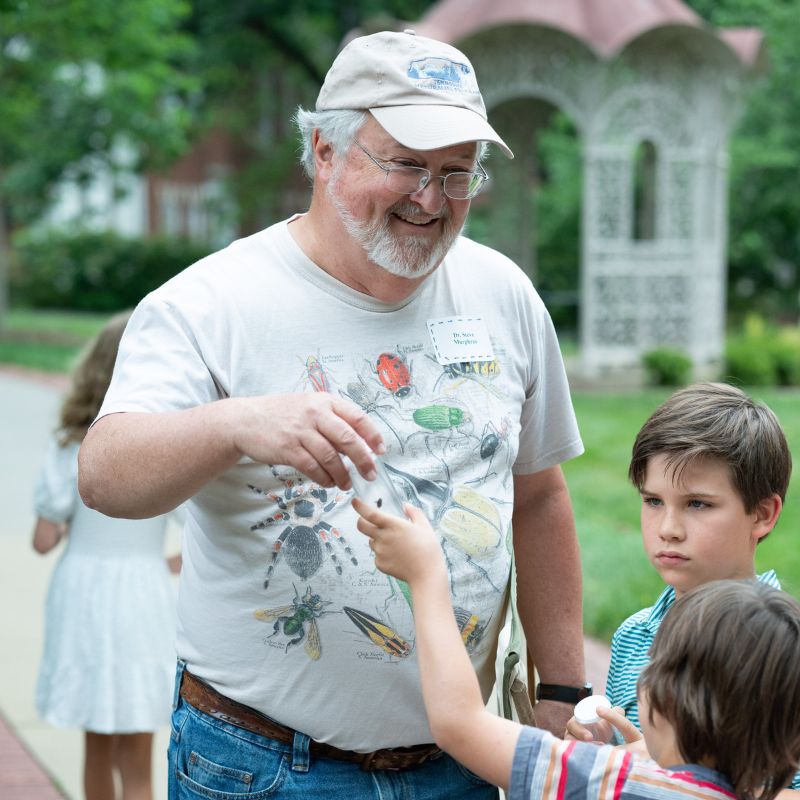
[332,398,386,458]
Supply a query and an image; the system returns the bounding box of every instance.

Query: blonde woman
[32,311,179,800]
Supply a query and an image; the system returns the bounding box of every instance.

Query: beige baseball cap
[316,29,513,159]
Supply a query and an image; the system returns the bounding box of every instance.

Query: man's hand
[228,393,385,488]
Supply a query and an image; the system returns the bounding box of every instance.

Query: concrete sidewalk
[0,366,609,798]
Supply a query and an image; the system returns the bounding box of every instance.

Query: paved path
[0,366,609,797]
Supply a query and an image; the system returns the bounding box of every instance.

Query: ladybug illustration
[376,352,411,398]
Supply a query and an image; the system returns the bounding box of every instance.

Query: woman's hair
[58,310,132,445]
[629,382,792,512]
[639,580,800,800]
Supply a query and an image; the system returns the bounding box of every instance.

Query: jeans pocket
[171,708,288,799]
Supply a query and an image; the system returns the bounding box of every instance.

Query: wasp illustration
[429,355,503,398]
[250,467,357,589]
[254,585,330,659]
[376,352,412,398]
[344,607,411,659]
[454,607,489,654]
[383,458,504,593]
[340,376,405,451]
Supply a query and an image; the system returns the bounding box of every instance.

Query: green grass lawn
[2,309,798,642]
[0,309,112,372]
[567,389,800,641]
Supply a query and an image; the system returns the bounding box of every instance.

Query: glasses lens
[385,166,429,195]
[443,172,486,200]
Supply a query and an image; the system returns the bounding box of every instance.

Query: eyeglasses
[354,141,488,200]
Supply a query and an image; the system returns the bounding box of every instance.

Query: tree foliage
[683,0,800,323]
[0,0,197,319]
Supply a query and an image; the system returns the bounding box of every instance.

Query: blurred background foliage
[4,0,798,331]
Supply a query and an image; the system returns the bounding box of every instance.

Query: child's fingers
[351,496,389,525]
[564,717,592,742]
[597,706,641,743]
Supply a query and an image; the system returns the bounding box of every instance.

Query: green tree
[684,0,800,324]
[0,0,196,321]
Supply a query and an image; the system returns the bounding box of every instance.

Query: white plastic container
[573,694,612,743]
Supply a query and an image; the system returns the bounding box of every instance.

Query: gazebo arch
[416,0,764,378]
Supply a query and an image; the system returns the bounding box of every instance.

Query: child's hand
[352,497,444,584]
[596,706,643,746]
[565,715,614,744]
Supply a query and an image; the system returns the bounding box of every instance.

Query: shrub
[770,329,800,386]
[10,230,213,311]
[642,347,693,386]
[723,337,777,386]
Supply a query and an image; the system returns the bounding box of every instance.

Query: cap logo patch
[406,57,480,95]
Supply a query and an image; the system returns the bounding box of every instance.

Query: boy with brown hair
[353,492,800,799]
[571,383,794,766]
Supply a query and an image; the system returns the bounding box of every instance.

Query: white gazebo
[416,0,764,378]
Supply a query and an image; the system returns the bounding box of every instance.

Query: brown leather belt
[179,669,443,771]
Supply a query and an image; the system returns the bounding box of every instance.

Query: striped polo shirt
[510,726,736,800]
[605,571,780,731]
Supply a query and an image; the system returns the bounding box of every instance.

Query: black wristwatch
[535,682,592,704]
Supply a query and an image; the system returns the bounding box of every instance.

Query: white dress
[34,435,177,733]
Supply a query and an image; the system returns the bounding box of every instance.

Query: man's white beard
[328,175,463,280]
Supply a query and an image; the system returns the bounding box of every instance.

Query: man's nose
[408,177,447,214]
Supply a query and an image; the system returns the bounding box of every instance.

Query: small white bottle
[573,694,612,744]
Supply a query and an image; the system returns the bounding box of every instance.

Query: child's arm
[354,498,522,790]
[32,517,67,555]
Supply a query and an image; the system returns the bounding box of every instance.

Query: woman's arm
[32,517,66,555]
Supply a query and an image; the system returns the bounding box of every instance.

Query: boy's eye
[688,499,708,509]
[643,496,662,508]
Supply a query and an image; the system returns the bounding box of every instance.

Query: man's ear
[313,129,336,182]
[752,494,782,542]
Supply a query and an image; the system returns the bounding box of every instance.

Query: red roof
[415,0,763,68]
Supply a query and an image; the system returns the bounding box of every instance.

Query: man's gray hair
[294,106,489,180]
[294,108,368,180]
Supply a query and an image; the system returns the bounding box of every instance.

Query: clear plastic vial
[573,694,612,743]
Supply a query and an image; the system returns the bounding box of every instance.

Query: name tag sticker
[427,316,495,365]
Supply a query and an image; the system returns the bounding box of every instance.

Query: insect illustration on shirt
[250,467,357,589]
[454,607,489,654]
[375,352,412,399]
[383,456,504,593]
[340,376,406,452]
[430,356,504,398]
[343,606,411,659]
[297,353,331,393]
[254,584,330,659]
[478,417,513,486]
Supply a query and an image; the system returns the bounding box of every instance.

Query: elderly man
[80,29,586,800]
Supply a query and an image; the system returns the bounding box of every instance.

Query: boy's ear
[752,494,782,541]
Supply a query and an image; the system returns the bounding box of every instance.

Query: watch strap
[535,682,592,704]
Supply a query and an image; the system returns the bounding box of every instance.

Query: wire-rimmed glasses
[354,141,488,200]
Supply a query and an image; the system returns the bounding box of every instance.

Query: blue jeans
[168,661,498,799]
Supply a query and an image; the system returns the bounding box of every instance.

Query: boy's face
[640,454,774,597]
[637,690,682,768]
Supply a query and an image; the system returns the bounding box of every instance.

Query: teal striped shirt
[605,570,800,791]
